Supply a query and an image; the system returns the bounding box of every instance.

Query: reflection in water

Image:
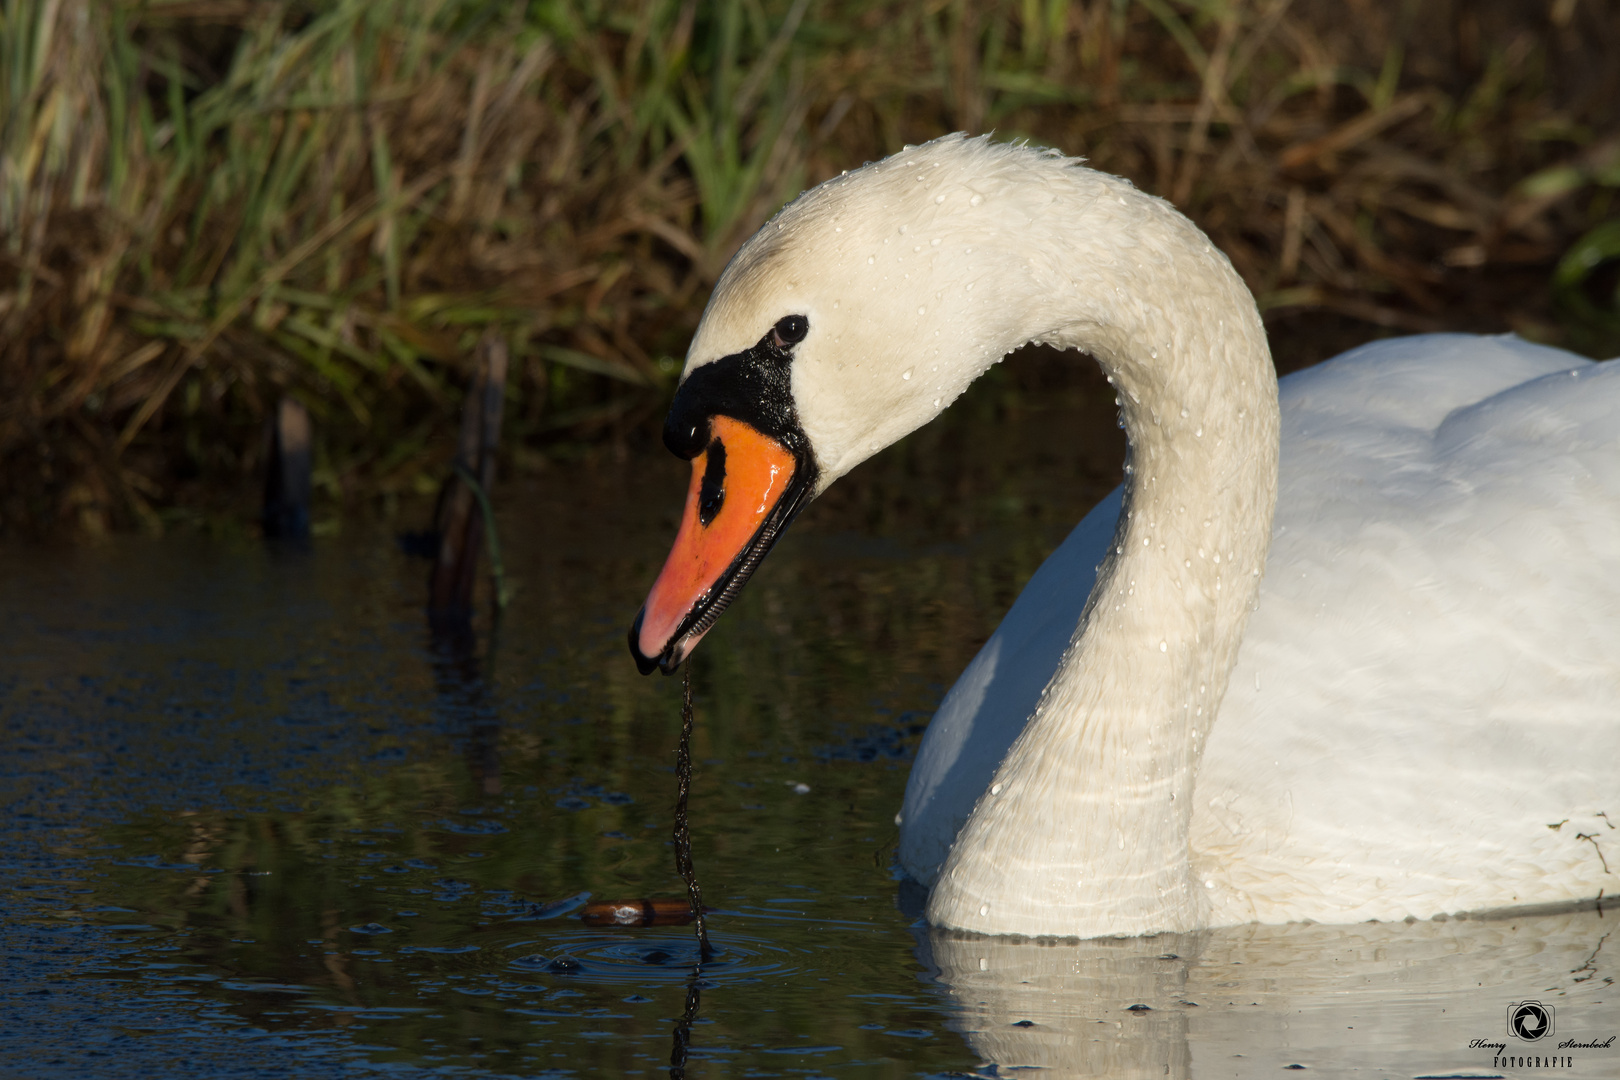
[924,905,1614,1078]
[427,615,503,797]
[668,969,705,1079]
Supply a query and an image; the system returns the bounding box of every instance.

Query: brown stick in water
[673,666,714,960]
[580,898,698,926]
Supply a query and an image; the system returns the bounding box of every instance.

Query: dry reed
[1,0,1616,536]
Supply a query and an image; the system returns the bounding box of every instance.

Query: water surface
[1,364,1612,1078]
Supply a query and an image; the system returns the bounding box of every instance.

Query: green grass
[2,0,1617,536]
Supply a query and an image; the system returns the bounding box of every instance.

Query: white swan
[629,133,1620,938]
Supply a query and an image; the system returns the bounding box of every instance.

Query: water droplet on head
[901,368,913,380]
[990,783,1002,795]
[1159,641,1168,652]
[935,194,945,203]
[979,904,989,916]
[969,194,982,206]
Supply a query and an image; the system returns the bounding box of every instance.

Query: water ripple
[505,930,800,987]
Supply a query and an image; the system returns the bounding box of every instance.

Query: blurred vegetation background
[2,0,1617,538]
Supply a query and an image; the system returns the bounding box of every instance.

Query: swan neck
[927,189,1280,938]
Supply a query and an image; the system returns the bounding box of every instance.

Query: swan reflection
[921,906,1612,1078]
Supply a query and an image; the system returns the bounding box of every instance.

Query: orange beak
[630,415,806,674]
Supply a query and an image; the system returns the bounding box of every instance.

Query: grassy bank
[2,0,1617,537]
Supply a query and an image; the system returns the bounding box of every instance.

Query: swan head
[630,135,1093,673]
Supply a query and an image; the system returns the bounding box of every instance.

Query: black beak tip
[628,609,659,676]
[628,607,687,676]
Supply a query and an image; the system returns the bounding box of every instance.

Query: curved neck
[927,181,1280,938]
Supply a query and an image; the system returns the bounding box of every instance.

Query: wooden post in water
[428,329,508,627]
[262,396,311,540]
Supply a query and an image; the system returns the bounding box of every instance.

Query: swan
[628,133,1620,938]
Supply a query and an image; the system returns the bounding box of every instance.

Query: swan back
[1196,334,1620,924]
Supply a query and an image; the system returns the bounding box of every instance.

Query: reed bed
[1,0,1616,536]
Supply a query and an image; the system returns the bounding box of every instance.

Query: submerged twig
[429,330,509,627]
[673,666,714,961]
[262,396,312,540]
[451,462,513,615]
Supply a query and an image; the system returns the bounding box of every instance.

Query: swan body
[901,332,1620,932]
[632,133,1620,939]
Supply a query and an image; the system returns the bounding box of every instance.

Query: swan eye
[772,314,809,347]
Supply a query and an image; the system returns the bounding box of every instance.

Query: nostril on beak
[698,440,727,526]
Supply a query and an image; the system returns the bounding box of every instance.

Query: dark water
[2,363,1614,1078]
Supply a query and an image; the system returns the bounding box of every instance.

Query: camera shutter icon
[1507,1000,1555,1042]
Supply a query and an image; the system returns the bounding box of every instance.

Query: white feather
[684,134,1620,938]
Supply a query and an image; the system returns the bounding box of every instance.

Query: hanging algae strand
[673,667,714,960]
